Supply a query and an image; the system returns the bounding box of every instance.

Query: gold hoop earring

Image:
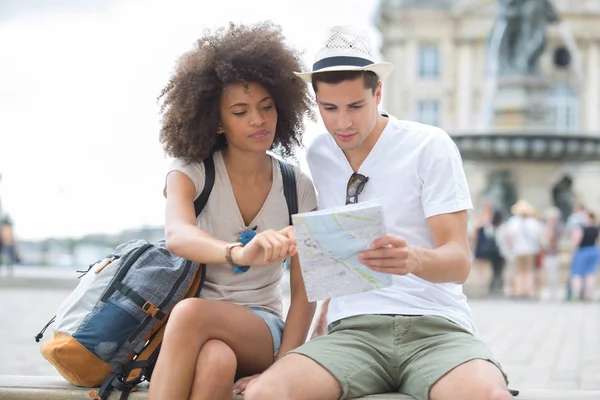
[217,128,225,135]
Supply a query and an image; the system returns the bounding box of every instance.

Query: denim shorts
[249,307,285,357]
[571,246,599,277]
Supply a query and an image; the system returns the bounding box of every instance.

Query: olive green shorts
[289,314,508,400]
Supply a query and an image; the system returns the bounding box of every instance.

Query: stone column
[456,40,474,131]
[404,40,417,119]
[585,40,600,132]
[381,40,405,117]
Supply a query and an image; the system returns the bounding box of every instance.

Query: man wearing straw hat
[507,199,544,299]
[244,26,513,400]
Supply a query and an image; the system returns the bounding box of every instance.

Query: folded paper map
[292,202,392,302]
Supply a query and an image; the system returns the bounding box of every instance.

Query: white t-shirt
[506,215,543,256]
[306,115,476,333]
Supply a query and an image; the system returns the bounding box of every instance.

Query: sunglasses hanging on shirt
[346,173,369,205]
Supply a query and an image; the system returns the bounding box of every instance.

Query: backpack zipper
[76,254,120,279]
[35,316,56,342]
[35,253,121,342]
[94,255,120,274]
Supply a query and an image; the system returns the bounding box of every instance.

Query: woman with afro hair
[150,22,318,399]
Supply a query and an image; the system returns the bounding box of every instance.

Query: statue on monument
[492,0,559,76]
[481,170,518,217]
[552,175,575,222]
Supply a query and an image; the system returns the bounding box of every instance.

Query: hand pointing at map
[292,202,392,301]
[358,234,420,276]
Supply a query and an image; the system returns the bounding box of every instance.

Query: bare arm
[361,210,471,284]
[468,214,482,243]
[164,171,235,264]
[164,171,295,266]
[570,227,583,250]
[412,210,472,283]
[310,299,330,339]
[276,254,316,359]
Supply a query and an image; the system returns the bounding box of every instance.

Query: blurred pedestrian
[506,200,543,299]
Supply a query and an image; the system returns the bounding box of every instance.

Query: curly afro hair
[158,21,314,163]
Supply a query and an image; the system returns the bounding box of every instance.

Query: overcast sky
[0,0,383,240]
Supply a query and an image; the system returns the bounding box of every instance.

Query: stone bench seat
[1,376,600,399]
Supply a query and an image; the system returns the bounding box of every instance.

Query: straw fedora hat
[294,25,394,83]
[511,199,537,217]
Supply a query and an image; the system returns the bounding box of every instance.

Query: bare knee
[471,383,512,400]
[244,377,287,400]
[430,359,510,400]
[198,339,237,375]
[168,298,209,331]
[487,386,513,400]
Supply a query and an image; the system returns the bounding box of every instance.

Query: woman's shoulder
[166,155,217,199]
[290,163,312,183]
[169,157,204,170]
[268,154,317,212]
[268,154,309,183]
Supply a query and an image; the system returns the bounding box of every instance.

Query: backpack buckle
[142,301,159,318]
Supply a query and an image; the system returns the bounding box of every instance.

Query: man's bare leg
[244,353,342,400]
[429,359,511,400]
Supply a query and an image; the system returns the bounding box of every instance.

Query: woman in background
[570,212,599,301]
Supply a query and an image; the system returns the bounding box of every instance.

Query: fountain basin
[451,131,600,162]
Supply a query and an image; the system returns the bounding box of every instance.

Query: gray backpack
[35,156,298,400]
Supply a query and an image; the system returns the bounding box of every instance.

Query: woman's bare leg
[149,299,273,400]
[571,276,583,300]
[584,274,596,301]
[189,340,237,400]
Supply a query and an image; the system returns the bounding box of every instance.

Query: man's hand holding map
[292,202,392,302]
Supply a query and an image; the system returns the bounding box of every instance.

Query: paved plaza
[0,268,599,393]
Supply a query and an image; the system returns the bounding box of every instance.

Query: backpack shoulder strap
[277,160,298,225]
[193,155,216,218]
[193,156,295,222]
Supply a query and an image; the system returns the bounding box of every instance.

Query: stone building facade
[377,0,600,215]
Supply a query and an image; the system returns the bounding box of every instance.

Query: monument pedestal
[492,75,551,130]
[463,161,565,216]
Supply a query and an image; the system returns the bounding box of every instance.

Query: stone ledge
[0,376,413,400]
[2,376,600,399]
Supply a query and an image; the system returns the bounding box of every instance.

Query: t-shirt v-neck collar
[215,151,277,230]
[336,114,392,175]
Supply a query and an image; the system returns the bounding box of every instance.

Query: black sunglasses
[346,173,369,205]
